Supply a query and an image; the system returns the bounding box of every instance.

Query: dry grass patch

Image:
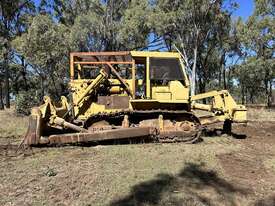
[264,157,275,172]
[248,108,275,121]
[0,138,247,206]
[0,108,28,144]
[0,108,275,205]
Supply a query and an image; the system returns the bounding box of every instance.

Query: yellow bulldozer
[23,51,247,146]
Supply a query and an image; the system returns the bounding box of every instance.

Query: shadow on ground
[109,163,249,206]
[254,195,275,206]
[203,128,247,139]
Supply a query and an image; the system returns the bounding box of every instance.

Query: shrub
[15,90,40,115]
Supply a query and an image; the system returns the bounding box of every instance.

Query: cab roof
[130,51,181,58]
[70,51,181,59]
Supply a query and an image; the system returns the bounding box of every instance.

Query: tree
[13,14,70,99]
[236,0,275,105]
[0,37,4,110]
[0,0,35,108]
[13,0,151,100]
[67,0,151,51]
[150,0,237,95]
[9,0,273,110]
[38,0,151,52]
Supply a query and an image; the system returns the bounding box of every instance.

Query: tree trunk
[219,52,225,89]
[218,67,222,88]
[0,82,4,110]
[50,72,59,98]
[198,77,207,104]
[14,72,21,94]
[268,80,273,107]
[40,76,45,100]
[21,56,28,91]
[250,90,254,104]
[227,68,232,90]
[4,52,10,108]
[222,63,227,89]
[264,78,270,106]
[241,84,245,105]
[191,45,197,96]
[248,88,249,104]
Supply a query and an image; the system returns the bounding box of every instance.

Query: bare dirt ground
[0,108,275,206]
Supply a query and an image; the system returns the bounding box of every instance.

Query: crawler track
[83,110,202,144]
[23,110,203,146]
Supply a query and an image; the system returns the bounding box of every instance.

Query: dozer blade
[23,108,42,146]
[46,127,155,145]
[36,127,201,146]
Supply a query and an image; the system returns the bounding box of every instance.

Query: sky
[233,0,254,20]
[33,0,255,20]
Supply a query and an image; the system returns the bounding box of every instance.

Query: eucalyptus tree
[68,0,151,51]
[150,0,237,95]
[237,0,274,105]
[13,14,70,99]
[0,0,35,108]
[39,0,151,51]
[13,0,151,100]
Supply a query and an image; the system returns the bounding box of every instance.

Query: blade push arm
[191,90,247,124]
[74,69,108,107]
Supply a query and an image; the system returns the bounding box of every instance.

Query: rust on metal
[131,59,136,99]
[54,117,89,133]
[70,51,131,56]
[122,115,129,128]
[70,53,74,80]
[70,51,133,81]
[97,96,129,109]
[74,61,133,65]
[199,115,220,125]
[23,107,42,145]
[47,127,154,144]
[24,50,244,147]
[107,63,132,97]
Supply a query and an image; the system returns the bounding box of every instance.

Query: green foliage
[13,14,70,98]
[117,0,151,49]
[13,14,70,70]
[12,0,151,102]
[68,0,151,51]
[150,0,236,94]
[0,0,36,108]
[235,0,274,104]
[44,166,57,177]
[3,0,274,108]
[15,90,40,115]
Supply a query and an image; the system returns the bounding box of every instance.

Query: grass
[0,108,28,140]
[0,106,273,139]
[194,107,275,122]
[0,108,275,205]
[247,108,275,121]
[264,158,275,172]
[0,142,243,206]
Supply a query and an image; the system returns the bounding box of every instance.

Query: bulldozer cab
[70,51,190,105]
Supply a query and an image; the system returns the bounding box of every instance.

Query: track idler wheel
[158,120,202,143]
